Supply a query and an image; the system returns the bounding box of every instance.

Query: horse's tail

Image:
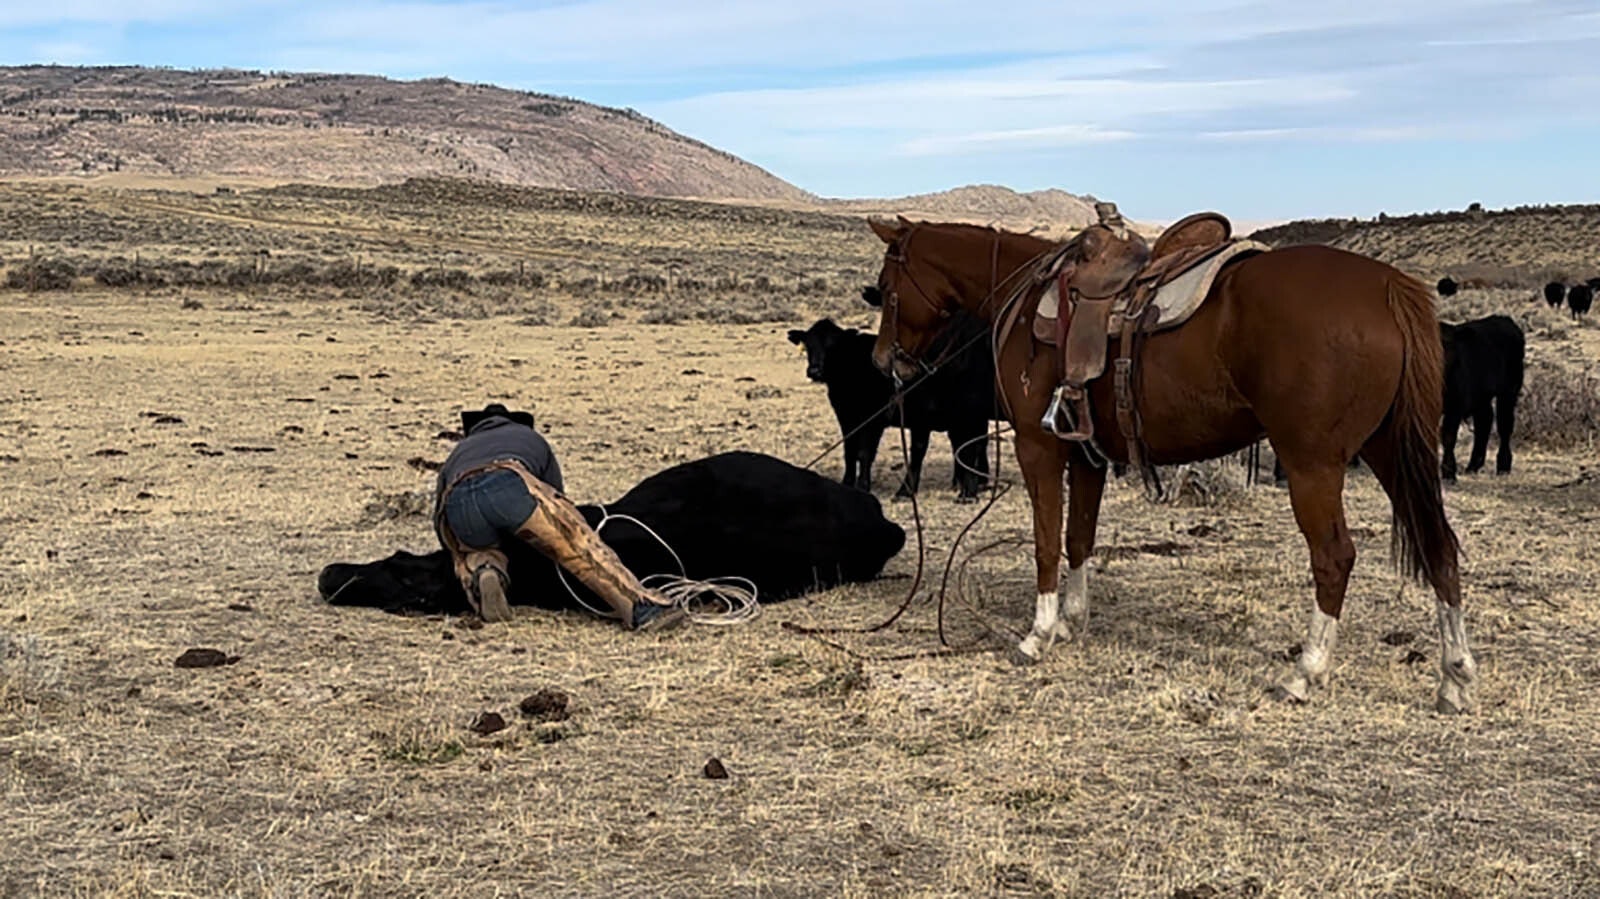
[1381,273,1460,584]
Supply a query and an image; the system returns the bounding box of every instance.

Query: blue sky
[4,1,1599,222]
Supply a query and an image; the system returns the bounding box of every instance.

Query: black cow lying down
[318,451,907,616]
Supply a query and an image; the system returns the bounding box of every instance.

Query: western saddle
[1021,202,1266,488]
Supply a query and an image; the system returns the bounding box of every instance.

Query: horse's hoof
[1273,673,1311,705]
[1435,682,1475,716]
[1007,644,1041,667]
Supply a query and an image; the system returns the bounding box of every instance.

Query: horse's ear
[786,329,805,344]
[867,217,903,245]
[861,285,883,308]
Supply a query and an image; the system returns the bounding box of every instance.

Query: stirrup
[1041,386,1094,442]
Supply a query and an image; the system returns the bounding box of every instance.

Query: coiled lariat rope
[555,506,760,627]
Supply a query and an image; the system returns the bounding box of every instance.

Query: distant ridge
[1250,202,1600,284]
[821,184,1114,236]
[0,65,1119,233]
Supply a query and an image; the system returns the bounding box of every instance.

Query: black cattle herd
[1541,278,1597,320]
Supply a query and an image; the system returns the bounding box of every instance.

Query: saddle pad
[1034,239,1270,343]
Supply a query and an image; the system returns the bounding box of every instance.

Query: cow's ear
[896,214,914,228]
[867,217,903,245]
[861,285,883,308]
[786,330,805,345]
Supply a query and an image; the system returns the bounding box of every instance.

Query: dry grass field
[3,182,1600,898]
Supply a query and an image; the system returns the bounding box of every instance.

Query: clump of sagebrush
[1518,361,1600,449]
[640,299,689,325]
[1156,459,1247,507]
[4,258,77,290]
[696,292,799,324]
[568,302,610,328]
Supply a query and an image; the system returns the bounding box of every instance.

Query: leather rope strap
[1113,291,1162,498]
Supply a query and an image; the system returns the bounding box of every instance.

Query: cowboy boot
[512,476,683,631]
[443,531,513,623]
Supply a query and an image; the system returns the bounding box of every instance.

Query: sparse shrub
[640,300,688,325]
[568,303,610,328]
[796,276,831,295]
[410,267,473,290]
[513,297,557,326]
[1518,362,1600,449]
[90,259,137,287]
[5,258,77,290]
[376,728,465,765]
[480,267,547,289]
[0,631,64,713]
[609,271,667,294]
[180,297,204,310]
[564,275,599,296]
[696,293,798,324]
[1156,460,1245,507]
[270,260,317,285]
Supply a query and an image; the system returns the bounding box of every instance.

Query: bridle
[880,224,1014,382]
[880,225,949,381]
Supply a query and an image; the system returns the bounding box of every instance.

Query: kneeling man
[434,402,683,630]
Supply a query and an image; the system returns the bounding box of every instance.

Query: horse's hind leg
[1275,459,1356,703]
[1359,429,1477,713]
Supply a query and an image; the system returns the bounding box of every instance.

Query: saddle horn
[1094,202,1128,240]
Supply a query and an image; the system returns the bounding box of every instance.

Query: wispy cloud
[3,0,1598,217]
[902,124,1138,156]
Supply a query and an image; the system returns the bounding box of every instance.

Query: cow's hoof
[955,493,979,505]
[894,487,916,500]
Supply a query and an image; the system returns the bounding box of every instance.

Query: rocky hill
[0,66,1121,233]
[824,184,1115,236]
[1249,203,1600,285]
[0,65,813,202]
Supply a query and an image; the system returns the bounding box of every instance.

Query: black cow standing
[1439,315,1525,480]
[1544,281,1567,308]
[788,307,995,501]
[1567,283,1594,321]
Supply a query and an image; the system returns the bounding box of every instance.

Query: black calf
[788,309,996,501]
[1439,315,1525,480]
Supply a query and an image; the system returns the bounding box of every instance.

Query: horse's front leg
[1054,454,1106,639]
[1014,431,1067,661]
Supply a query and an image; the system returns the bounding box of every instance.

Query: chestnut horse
[866,217,1476,713]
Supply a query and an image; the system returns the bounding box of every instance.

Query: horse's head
[866,216,960,382]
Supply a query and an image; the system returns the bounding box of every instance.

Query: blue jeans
[443,469,538,550]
